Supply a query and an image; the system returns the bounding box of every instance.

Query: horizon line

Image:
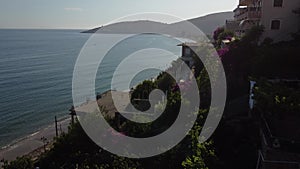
[0,11,232,30]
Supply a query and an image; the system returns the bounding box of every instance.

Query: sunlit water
[0,29,181,147]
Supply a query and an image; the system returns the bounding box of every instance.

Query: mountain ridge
[81,11,234,38]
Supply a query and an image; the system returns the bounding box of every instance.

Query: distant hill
[82,11,234,38]
[82,20,168,34]
[171,11,234,35]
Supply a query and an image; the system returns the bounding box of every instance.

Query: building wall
[225,20,238,32]
[228,0,300,42]
[260,0,300,42]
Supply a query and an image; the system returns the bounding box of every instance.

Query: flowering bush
[213,27,225,41]
[225,35,233,41]
[217,47,229,57]
[102,128,125,144]
[172,80,192,93]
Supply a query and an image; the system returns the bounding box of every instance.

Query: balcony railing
[239,0,253,6]
[239,0,260,6]
[225,20,240,31]
[248,11,262,18]
[234,7,261,20]
[234,7,247,18]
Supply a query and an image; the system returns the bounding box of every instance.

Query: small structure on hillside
[69,105,76,125]
[177,43,198,68]
[253,79,300,169]
[176,43,201,81]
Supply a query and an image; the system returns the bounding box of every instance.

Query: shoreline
[0,117,70,162]
[0,116,69,150]
[0,88,144,163]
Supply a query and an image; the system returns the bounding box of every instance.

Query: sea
[0,29,182,148]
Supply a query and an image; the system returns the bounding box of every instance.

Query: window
[271,20,281,30]
[185,48,191,55]
[273,0,283,7]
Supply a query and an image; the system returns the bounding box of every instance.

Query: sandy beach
[0,90,130,164]
[0,117,70,162]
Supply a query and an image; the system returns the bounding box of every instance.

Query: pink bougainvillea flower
[217,47,229,57]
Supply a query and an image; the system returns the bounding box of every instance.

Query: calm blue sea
[0,29,181,147]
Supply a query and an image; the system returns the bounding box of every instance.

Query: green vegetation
[3,113,217,169]
[2,157,34,169]
[3,71,217,169]
[4,25,300,168]
[253,80,300,117]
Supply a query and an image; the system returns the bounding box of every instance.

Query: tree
[240,25,264,45]
[3,156,34,169]
[181,116,218,169]
[216,30,235,47]
[213,27,225,42]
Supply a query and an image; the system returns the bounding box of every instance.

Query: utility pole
[115,112,121,130]
[41,136,47,152]
[55,116,58,137]
[60,124,62,135]
[69,105,76,125]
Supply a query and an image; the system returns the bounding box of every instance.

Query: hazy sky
[0,0,238,29]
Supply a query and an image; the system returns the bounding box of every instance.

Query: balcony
[239,0,261,6]
[239,0,253,6]
[234,7,261,20]
[225,20,240,31]
[234,7,248,19]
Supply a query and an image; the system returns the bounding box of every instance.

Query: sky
[0,0,238,29]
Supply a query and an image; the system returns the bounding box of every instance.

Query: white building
[226,0,300,42]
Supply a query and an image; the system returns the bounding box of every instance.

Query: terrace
[239,0,260,6]
[234,7,262,21]
[254,80,300,169]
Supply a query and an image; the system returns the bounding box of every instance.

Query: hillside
[81,11,234,37]
[172,11,234,35]
[82,20,168,34]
